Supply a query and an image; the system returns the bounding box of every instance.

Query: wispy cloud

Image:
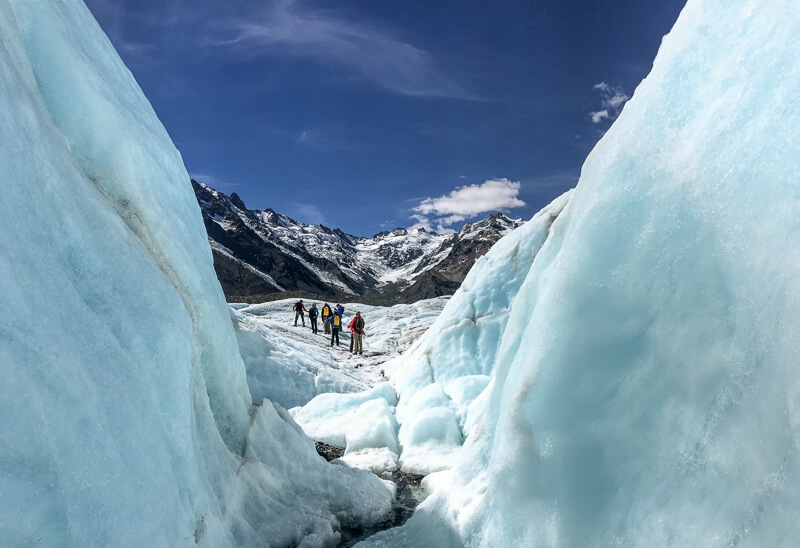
[296,128,356,150]
[207,0,472,98]
[590,110,610,124]
[589,81,629,125]
[522,170,579,199]
[87,0,478,100]
[410,178,526,233]
[189,172,239,191]
[287,202,327,225]
[86,1,155,68]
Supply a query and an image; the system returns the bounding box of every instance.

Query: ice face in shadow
[362,0,800,546]
[0,2,391,547]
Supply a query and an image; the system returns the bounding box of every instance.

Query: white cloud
[605,92,628,109]
[589,110,610,124]
[589,81,629,124]
[410,178,526,232]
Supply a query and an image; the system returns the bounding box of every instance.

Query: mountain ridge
[192,180,523,304]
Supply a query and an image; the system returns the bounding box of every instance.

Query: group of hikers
[292,299,366,355]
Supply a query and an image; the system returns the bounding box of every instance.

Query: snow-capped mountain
[192,180,523,303]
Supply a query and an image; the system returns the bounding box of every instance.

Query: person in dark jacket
[321,303,332,334]
[348,312,365,355]
[308,303,319,334]
[326,311,343,347]
[293,299,307,327]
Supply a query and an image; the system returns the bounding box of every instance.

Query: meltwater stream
[314,443,427,548]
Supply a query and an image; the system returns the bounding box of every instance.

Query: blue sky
[85,0,686,236]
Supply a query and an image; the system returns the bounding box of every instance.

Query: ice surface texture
[0,2,391,546]
[363,0,800,546]
[383,191,572,474]
[283,199,570,477]
[232,297,446,410]
[232,306,368,409]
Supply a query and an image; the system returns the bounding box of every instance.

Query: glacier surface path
[232,297,447,475]
[231,297,448,410]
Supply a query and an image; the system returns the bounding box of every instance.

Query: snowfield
[232,297,448,409]
[231,297,450,478]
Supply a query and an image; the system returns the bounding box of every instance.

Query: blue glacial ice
[0,2,392,547]
[362,0,800,546]
[386,191,573,474]
[5,0,800,546]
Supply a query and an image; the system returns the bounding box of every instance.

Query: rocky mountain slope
[193,180,523,303]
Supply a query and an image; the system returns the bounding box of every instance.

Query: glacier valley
[3,0,800,547]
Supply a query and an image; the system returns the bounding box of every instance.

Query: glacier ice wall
[365,0,800,546]
[0,2,391,547]
[384,191,572,474]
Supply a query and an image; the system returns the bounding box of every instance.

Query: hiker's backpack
[333,315,341,328]
[355,317,364,332]
[295,301,303,310]
[323,305,330,316]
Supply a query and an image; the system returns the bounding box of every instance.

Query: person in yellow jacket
[326,310,343,347]
[321,303,332,334]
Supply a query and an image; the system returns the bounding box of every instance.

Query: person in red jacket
[293,299,307,327]
[348,312,365,355]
